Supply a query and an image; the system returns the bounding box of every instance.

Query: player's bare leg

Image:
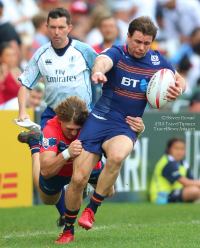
[65,149,100,210]
[90,184,115,198]
[97,135,133,195]
[32,153,40,190]
[62,150,100,236]
[78,135,133,230]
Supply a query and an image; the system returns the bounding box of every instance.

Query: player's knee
[107,152,125,167]
[106,187,115,198]
[71,173,88,189]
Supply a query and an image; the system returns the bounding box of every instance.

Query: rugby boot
[18,126,41,144]
[78,208,95,230]
[54,230,74,244]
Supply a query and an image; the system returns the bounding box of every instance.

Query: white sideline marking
[2,225,117,239]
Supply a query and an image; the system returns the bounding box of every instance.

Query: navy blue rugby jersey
[92,45,175,121]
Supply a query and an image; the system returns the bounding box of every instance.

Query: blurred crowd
[0,0,200,113]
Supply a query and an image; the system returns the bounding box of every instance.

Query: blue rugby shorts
[79,113,137,154]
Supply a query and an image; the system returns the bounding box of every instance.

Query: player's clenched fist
[68,139,82,158]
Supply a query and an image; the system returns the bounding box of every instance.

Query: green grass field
[1,203,200,248]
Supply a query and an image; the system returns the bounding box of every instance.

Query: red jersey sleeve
[40,125,58,153]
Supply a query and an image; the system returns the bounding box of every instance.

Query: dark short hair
[128,16,158,40]
[47,7,70,25]
[0,42,11,56]
[166,137,185,154]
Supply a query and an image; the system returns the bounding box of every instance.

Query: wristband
[93,72,103,76]
[62,148,70,160]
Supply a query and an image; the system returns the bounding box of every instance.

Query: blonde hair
[54,96,89,126]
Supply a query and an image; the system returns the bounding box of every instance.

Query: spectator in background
[69,1,90,40]
[157,0,200,42]
[130,0,157,26]
[170,28,200,66]
[69,23,86,42]
[29,12,49,59]
[187,33,200,90]
[85,6,111,46]
[26,82,45,111]
[176,55,192,97]
[0,42,21,109]
[150,137,200,204]
[0,1,22,65]
[113,0,132,44]
[0,0,39,37]
[38,0,66,12]
[92,14,121,54]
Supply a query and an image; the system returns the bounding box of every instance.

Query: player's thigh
[37,187,61,205]
[72,148,100,179]
[38,174,70,204]
[102,135,133,163]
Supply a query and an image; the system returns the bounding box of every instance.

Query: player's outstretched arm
[91,57,113,84]
[40,140,82,179]
[18,85,30,121]
[166,71,186,102]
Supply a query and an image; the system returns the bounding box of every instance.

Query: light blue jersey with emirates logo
[19,38,98,108]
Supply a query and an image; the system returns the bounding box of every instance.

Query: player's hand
[126,116,144,133]
[18,112,30,122]
[166,81,182,102]
[68,139,82,158]
[91,73,107,84]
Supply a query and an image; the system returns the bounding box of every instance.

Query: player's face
[127,30,153,58]
[60,120,81,140]
[47,17,73,48]
[168,141,185,162]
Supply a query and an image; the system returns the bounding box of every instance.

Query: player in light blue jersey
[62,16,187,239]
[17,7,98,228]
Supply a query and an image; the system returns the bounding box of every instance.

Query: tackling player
[59,16,187,243]
[17,7,97,226]
[20,96,113,243]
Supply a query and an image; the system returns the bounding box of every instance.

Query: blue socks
[56,187,65,217]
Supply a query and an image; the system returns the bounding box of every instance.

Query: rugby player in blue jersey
[58,16,187,243]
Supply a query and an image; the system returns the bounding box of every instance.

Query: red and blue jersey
[92,45,175,121]
[40,116,103,177]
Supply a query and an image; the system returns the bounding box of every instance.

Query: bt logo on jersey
[121,77,140,87]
